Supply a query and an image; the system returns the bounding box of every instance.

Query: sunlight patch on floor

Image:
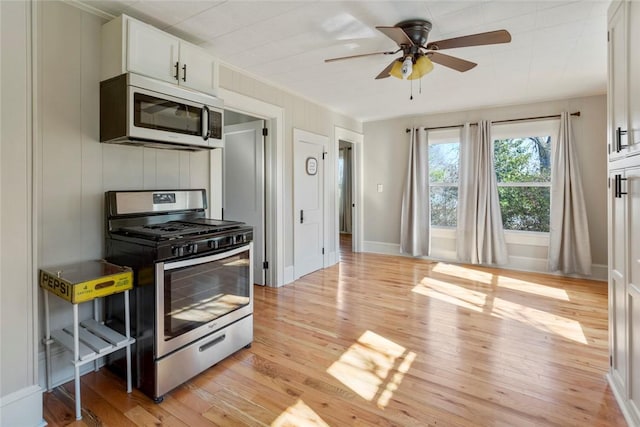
[271,399,329,427]
[414,277,587,344]
[432,262,570,301]
[327,330,416,408]
[490,296,588,344]
[413,277,485,313]
[432,262,494,284]
[496,275,570,301]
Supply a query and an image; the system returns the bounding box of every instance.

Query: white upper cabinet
[175,40,217,95]
[102,15,218,96]
[608,0,627,160]
[127,19,180,84]
[628,1,640,156]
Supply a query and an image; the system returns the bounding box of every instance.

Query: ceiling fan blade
[426,29,511,50]
[428,52,477,72]
[376,26,414,47]
[324,50,396,63]
[374,59,399,80]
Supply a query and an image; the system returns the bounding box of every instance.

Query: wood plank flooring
[44,235,626,426]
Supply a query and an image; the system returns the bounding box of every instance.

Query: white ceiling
[84,0,610,122]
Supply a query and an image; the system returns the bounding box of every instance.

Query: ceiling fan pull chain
[410,80,413,100]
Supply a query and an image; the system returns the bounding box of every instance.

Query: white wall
[217,66,362,275]
[362,95,608,279]
[0,2,44,425]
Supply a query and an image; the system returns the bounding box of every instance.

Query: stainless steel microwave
[100,73,223,150]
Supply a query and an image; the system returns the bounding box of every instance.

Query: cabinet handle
[616,127,628,152]
[182,64,187,82]
[615,174,628,198]
[174,61,180,81]
[300,210,304,224]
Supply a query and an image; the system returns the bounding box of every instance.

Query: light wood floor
[44,235,625,426]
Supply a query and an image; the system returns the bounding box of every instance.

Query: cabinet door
[610,169,628,390]
[178,42,216,95]
[127,19,179,84]
[628,1,640,157]
[627,167,640,423]
[609,1,628,161]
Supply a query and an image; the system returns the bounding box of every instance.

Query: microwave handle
[202,105,210,141]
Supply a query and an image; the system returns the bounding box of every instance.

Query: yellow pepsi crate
[40,260,132,304]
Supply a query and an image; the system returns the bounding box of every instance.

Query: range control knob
[171,245,184,257]
[208,239,219,249]
[187,243,198,254]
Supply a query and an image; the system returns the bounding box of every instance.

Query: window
[428,129,460,227]
[492,120,557,233]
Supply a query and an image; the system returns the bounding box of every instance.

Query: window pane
[498,186,550,232]
[494,137,551,183]
[430,186,458,227]
[429,143,459,183]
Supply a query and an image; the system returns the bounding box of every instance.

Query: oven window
[134,92,202,136]
[163,251,250,340]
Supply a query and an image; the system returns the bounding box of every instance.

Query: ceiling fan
[324,19,511,80]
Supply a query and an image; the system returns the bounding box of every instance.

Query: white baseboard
[362,241,402,256]
[362,240,607,281]
[607,373,640,427]
[284,265,295,285]
[327,251,337,267]
[0,385,45,427]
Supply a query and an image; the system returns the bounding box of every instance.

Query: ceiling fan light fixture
[401,57,413,79]
[407,55,434,80]
[389,59,404,79]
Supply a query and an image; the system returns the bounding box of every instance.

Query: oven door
[155,243,253,358]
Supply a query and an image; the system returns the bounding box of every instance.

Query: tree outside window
[494,136,551,232]
[429,141,459,227]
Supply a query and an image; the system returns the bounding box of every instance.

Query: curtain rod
[404,111,581,133]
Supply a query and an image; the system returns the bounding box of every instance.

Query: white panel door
[178,42,216,95]
[127,19,179,84]
[626,167,640,423]
[294,130,327,278]
[610,169,628,391]
[224,120,265,285]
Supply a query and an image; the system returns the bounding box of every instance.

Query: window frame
[491,119,559,236]
[427,128,461,229]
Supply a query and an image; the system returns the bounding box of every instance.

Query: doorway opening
[223,110,266,285]
[338,140,354,258]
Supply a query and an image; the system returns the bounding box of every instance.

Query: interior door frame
[335,127,363,253]
[293,128,330,279]
[214,88,285,287]
[223,119,266,285]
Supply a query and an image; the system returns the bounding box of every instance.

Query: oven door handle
[162,242,252,271]
[202,105,210,141]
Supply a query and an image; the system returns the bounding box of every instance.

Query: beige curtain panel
[457,121,508,265]
[548,112,592,275]
[400,128,430,256]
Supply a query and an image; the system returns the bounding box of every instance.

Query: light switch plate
[377,184,383,193]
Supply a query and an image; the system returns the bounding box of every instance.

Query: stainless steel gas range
[103,189,253,402]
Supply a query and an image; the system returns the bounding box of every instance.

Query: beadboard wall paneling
[0,1,44,425]
[36,0,210,388]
